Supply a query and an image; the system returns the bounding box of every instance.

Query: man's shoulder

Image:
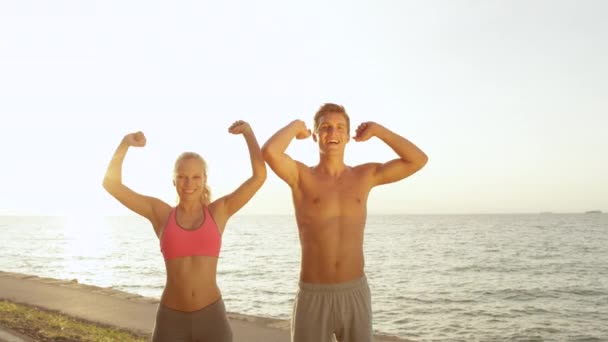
[294,160,315,171]
[351,162,380,173]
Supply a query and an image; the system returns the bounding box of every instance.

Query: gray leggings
[152,298,232,342]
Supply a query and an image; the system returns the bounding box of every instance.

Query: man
[262,103,428,342]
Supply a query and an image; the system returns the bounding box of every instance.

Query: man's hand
[353,122,381,142]
[293,120,312,140]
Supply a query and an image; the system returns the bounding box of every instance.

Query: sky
[1,1,606,216]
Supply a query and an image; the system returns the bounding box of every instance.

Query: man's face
[314,112,350,154]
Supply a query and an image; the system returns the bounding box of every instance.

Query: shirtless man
[262,103,428,342]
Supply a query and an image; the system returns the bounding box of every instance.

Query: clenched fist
[293,120,311,140]
[228,120,252,135]
[123,131,147,147]
[353,122,380,142]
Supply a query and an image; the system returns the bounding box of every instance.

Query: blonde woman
[103,120,266,342]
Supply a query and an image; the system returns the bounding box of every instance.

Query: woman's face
[173,157,206,201]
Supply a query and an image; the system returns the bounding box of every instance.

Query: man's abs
[296,214,366,284]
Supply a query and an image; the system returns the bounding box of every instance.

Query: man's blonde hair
[313,103,350,133]
[173,152,211,205]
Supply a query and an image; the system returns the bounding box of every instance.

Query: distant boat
[585,210,603,214]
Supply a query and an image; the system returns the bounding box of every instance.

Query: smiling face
[314,112,350,154]
[173,152,211,204]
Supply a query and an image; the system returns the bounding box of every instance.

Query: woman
[102,120,266,341]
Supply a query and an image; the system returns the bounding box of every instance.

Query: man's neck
[316,155,347,177]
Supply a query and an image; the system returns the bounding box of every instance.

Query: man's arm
[354,122,428,186]
[261,120,311,187]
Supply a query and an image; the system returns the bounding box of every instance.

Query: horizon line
[0,211,604,218]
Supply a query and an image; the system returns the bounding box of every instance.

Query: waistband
[298,275,368,292]
[158,298,225,315]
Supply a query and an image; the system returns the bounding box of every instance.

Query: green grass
[0,299,147,342]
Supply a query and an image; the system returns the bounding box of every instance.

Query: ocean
[1,214,607,341]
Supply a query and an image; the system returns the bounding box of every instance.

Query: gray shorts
[152,298,232,342]
[291,276,373,342]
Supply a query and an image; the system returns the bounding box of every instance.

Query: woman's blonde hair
[173,152,211,205]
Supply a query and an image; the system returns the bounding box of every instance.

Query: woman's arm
[212,121,267,225]
[102,132,169,236]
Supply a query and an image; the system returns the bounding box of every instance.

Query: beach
[0,271,406,342]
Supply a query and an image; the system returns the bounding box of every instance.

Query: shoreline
[0,271,409,342]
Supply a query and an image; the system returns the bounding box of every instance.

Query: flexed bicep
[353,122,428,187]
[264,150,300,186]
[102,131,169,231]
[103,182,163,223]
[218,120,267,220]
[217,178,264,220]
[262,120,310,187]
[372,159,423,186]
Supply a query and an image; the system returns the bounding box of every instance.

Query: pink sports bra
[160,206,221,260]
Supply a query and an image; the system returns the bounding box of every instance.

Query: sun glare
[61,215,114,283]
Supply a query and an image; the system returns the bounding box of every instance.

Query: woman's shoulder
[206,200,228,228]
